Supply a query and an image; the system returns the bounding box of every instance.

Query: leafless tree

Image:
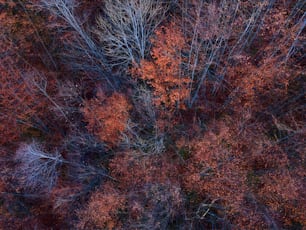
[95,0,170,69]
[122,86,165,155]
[179,0,274,107]
[39,0,96,52]
[37,0,117,88]
[15,140,114,195]
[128,183,183,230]
[15,141,63,193]
[24,71,71,122]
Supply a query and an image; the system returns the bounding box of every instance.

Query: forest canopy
[0,0,305,229]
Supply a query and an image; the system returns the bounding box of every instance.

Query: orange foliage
[78,183,125,230]
[0,0,56,68]
[254,150,306,227]
[182,114,305,228]
[226,2,304,115]
[0,1,304,229]
[82,91,131,146]
[182,120,249,212]
[109,152,183,228]
[109,152,180,190]
[0,2,54,145]
[227,56,297,113]
[133,22,190,109]
[0,58,48,145]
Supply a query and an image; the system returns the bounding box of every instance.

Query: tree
[0,2,55,145]
[82,91,131,147]
[95,0,169,69]
[179,0,275,107]
[134,21,190,110]
[0,54,48,144]
[15,141,63,193]
[127,183,183,230]
[39,0,97,53]
[78,183,125,230]
[38,0,116,88]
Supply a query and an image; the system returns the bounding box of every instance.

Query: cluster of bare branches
[37,0,118,88]
[15,141,63,193]
[14,140,112,195]
[127,183,183,229]
[180,0,275,106]
[39,0,97,53]
[122,86,166,155]
[95,0,170,69]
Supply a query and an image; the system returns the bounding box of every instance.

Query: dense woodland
[0,0,305,229]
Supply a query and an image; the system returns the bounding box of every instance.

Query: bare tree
[15,140,114,195]
[24,71,71,123]
[39,0,96,52]
[128,183,183,230]
[38,0,117,88]
[95,0,170,69]
[15,141,63,193]
[122,86,165,155]
[179,0,274,107]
